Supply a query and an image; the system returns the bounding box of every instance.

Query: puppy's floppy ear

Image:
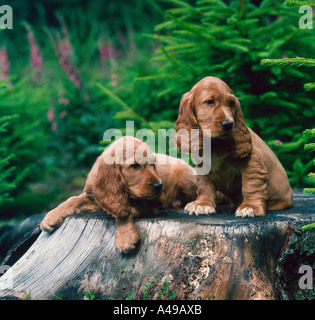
[232,97,252,158]
[92,158,130,217]
[175,92,198,131]
[175,92,199,154]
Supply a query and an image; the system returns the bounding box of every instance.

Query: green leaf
[260,91,279,101]
[301,222,315,232]
[261,57,315,68]
[304,143,315,152]
[304,82,315,91]
[97,83,146,125]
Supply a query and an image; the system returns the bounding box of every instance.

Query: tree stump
[0,191,314,300]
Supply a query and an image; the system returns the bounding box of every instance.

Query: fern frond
[301,222,315,231]
[284,0,315,6]
[304,143,315,151]
[261,57,315,68]
[304,82,315,91]
[303,128,315,139]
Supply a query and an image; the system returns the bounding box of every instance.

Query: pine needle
[261,57,315,68]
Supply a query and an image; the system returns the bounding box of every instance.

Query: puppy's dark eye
[131,163,141,170]
[205,99,215,106]
[229,100,235,108]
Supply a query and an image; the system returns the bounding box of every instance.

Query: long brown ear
[92,158,130,217]
[232,97,252,158]
[175,92,199,154]
[175,92,198,130]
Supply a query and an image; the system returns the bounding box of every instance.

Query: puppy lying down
[40,136,197,253]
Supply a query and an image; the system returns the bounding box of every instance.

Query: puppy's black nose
[222,120,234,131]
[152,183,163,193]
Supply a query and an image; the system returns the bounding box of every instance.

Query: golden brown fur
[40,136,197,253]
[175,76,293,217]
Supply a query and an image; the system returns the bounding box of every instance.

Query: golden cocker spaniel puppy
[175,76,293,217]
[40,136,197,253]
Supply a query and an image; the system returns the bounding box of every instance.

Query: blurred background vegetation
[0,0,314,224]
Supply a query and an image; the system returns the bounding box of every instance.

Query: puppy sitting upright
[175,76,293,217]
[40,136,197,253]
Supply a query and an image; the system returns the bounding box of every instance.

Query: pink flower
[48,28,82,88]
[53,34,81,88]
[59,110,67,118]
[26,26,44,81]
[57,37,72,58]
[98,39,120,65]
[111,72,118,86]
[0,48,10,79]
[47,109,55,122]
[51,122,57,132]
[98,41,108,66]
[275,139,283,145]
[117,33,126,45]
[58,97,69,105]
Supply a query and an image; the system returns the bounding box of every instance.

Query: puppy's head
[118,137,163,200]
[175,76,252,158]
[93,137,162,217]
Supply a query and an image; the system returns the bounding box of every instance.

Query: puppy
[40,136,197,253]
[175,76,293,217]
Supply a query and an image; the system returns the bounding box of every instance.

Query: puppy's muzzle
[221,120,234,132]
[152,183,163,193]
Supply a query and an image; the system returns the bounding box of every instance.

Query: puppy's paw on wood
[40,212,64,232]
[184,200,216,215]
[235,205,265,218]
[115,230,140,254]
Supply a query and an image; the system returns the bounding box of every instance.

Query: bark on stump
[0,191,314,300]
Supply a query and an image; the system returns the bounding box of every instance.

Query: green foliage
[0,0,314,218]
[101,0,314,187]
[261,0,315,191]
[156,277,175,300]
[142,277,175,300]
[142,0,314,124]
[83,289,96,300]
[261,57,315,91]
[0,77,49,211]
[107,277,176,300]
[277,227,315,300]
[0,1,166,217]
[0,115,25,207]
[303,128,315,193]
[143,278,156,300]
[284,0,315,6]
[302,222,315,231]
[261,57,315,68]
[0,78,50,217]
[21,292,31,300]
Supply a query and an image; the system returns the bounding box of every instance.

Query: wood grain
[0,191,314,300]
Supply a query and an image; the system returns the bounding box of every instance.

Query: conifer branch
[261,57,315,68]
[304,82,315,91]
[284,0,315,6]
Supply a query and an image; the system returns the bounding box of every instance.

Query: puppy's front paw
[115,230,140,254]
[235,205,265,218]
[184,200,216,216]
[40,211,64,233]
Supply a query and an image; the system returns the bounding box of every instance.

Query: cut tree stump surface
[0,191,314,300]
